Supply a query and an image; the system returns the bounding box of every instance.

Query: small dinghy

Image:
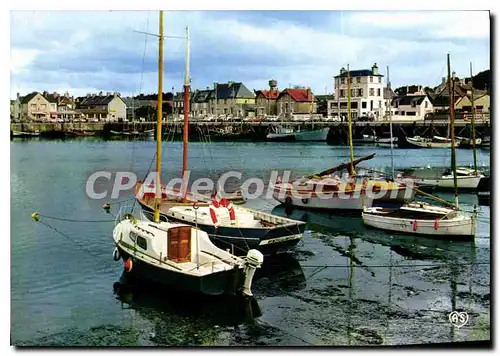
[362,202,476,239]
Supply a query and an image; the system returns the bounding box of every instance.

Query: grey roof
[43,94,58,103]
[20,92,40,104]
[79,95,123,106]
[211,82,255,100]
[334,69,383,78]
[392,95,427,106]
[192,89,213,103]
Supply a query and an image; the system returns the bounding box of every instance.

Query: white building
[392,94,433,119]
[332,63,386,120]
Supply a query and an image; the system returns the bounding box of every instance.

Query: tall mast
[347,64,355,176]
[182,25,190,201]
[154,10,164,223]
[387,65,394,180]
[469,62,478,174]
[447,53,459,209]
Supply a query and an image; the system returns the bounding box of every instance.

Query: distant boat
[456,136,482,148]
[12,130,40,138]
[377,137,398,146]
[401,166,484,190]
[353,134,378,144]
[404,136,452,149]
[266,125,329,142]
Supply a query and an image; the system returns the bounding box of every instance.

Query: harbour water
[11,138,490,346]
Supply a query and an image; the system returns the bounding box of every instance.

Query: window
[357,89,363,97]
[477,105,484,111]
[137,236,147,250]
[406,112,417,116]
[378,77,382,83]
[350,102,358,109]
[41,104,47,109]
[31,104,36,109]
[340,102,348,109]
[370,76,373,83]
[340,78,345,84]
[411,101,416,108]
[352,112,358,119]
[356,77,361,83]
[377,89,381,97]
[362,101,367,109]
[350,89,355,97]
[425,101,428,108]
[340,89,345,98]
[379,101,382,109]
[369,88,375,96]
[129,231,137,242]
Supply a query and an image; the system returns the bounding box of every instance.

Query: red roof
[257,89,280,100]
[278,88,315,102]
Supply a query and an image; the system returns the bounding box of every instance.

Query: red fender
[434,219,439,230]
[412,219,418,232]
[124,258,133,273]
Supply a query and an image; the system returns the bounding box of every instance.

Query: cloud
[10,10,490,98]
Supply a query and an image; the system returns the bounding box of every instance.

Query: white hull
[416,175,482,189]
[362,207,476,237]
[406,137,452,149]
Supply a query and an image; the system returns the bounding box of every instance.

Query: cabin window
[137,236,147,250]
[129,231,137,242]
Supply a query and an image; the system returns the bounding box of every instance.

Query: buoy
[113,247,121,261]
[103,203,111,213]
[31,212,40,222]
[124,258,133,273]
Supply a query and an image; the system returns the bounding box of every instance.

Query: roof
[192,89,213,103]
[20,92,40,104]
[79,95,122,106]
[255,89,280,100]
[334,69,384,78]
[212,82,255,99]
[383,87,396,100]
[43,93,58,103]
[277,88,315,102]
[392,95,428,106]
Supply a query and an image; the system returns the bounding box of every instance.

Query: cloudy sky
[10,10,490,98]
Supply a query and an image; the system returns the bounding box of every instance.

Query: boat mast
[154,10,164,223]
[346,64,355,175]
[469,62,478,174]
[446,53,459,209]
[387,65,395,180]
[182,26,190,201]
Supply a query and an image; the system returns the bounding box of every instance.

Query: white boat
[378,137,398,145]
[113,213,263,296]
[406,136,452,149]
[403,167,484,190]
[362,202,476,238]
[266,125,329,141]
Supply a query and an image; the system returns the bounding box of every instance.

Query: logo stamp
[448,311,469,329]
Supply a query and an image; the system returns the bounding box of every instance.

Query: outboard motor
[241,249,264,297]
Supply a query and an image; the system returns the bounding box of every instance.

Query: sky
[10,10,490,99]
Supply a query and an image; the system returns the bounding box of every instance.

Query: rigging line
[36,214,116,223]
[130,11,151,175]
[37,220,113,263]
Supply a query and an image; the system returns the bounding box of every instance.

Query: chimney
[99,91,103,96]
[307,87,311,100]
[372,63,379,75]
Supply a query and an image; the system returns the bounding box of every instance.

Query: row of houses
[11,66,490,123]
